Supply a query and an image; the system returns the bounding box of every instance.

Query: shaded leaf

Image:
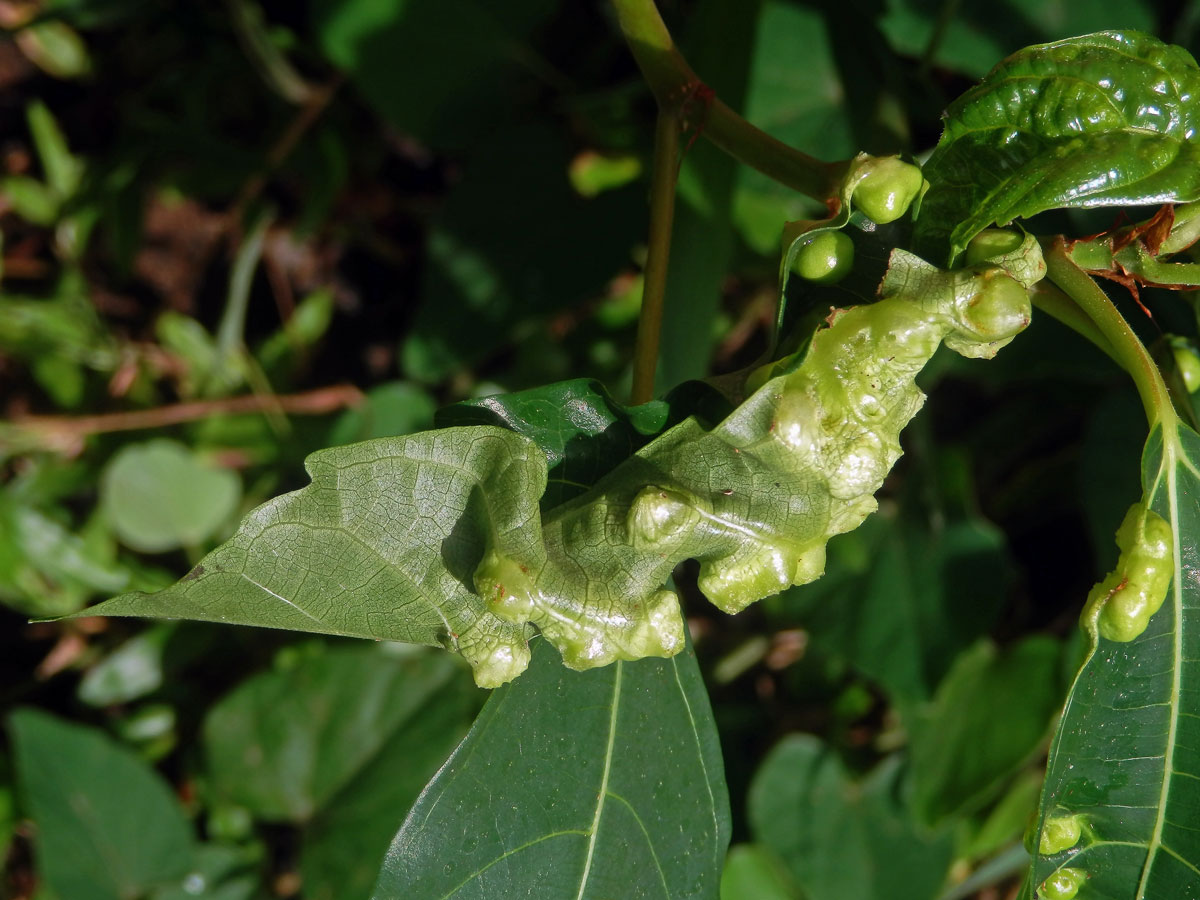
[101,439,241,553]
[310,0,554,150]
[720,844,799,900]
[372,638,730,899]
[400,124,640,384]
[748,734,953,900]
[916,31,1200,263]
[203,643,467,822]
[9,708,194,900]
[908,636,1064,825]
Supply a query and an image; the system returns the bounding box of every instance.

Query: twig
[631,110,680,404]
[7,385,364,454]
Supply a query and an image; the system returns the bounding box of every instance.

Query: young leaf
[1027,422,1200,897]
[372,638,729,899]
[917,31,1200,263]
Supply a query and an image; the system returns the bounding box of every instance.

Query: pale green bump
[463,633,531,689]
[851,156,924,224]
[628,486,702,548]
[628,589,686,657]
[1088,503,1173,642]
[1039,868,1087,900]
[792,230,855,284]
[473,550,538,622]
[944,268,1031,359]
[1039,814,1084,855]
[699,544,798,614]
[965,228,1024,265]
[969,230,1046,289]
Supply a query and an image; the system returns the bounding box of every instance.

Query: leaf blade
[372,639,730,899]
[1028,422,1200,897]
[916,31,1200,263]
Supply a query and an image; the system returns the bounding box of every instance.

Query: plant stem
[611,0,840,201]
[1044,239,1176,427]
[631,110,679,404]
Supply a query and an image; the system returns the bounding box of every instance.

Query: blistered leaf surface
[86,252,1033,687]
[917,31,1200,263]
[1028,423,1200,897]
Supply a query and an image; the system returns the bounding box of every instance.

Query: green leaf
[721,844,799,900]
[879,0,1154,81]
[748,734,953,900]
[908,636,1064,826]
[201,642,476,900]
[1027,421,1200,896]
[916,31,1200,263]
[310,0,554,150]
[327,381,436,446]
[436,378,676,506]
[783,511,1012,704]
[400,124,640,383]
[372,638,730,899]
[85,428,541,688]
[78,624,174,706]
[100,439,242,553]
[83,251,1032,688]
[8,708,195,900]
[203,643,468,821]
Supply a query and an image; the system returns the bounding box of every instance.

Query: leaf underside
[1028,423,1200,898]
[82,250,1033,688]
[917,31,1200,264]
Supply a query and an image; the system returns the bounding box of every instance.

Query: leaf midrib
[1136,429,1187,898]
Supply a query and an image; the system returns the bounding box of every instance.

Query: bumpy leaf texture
[84,252,1034,687]
[917,31,1200,264]
[1026,421,1200,899]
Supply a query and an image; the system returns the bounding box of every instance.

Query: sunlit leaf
[917,31,1200,263]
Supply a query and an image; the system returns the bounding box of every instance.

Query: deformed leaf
[372,638,730,899]
[917,31,1200,263]
[84,250,1035,688]
[1026,421,1200,897]
[86,429,543,688]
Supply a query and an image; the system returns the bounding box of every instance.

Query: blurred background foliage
[0,0,1195,897]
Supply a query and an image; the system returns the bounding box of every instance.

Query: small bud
[792,230,855,284]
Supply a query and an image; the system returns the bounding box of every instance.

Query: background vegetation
[2,1,1197,898]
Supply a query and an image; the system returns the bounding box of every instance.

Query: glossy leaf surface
[917,31,1200,263]
[373,638,729,899]
[1027,422,1200,897]
[9,708,195,900]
